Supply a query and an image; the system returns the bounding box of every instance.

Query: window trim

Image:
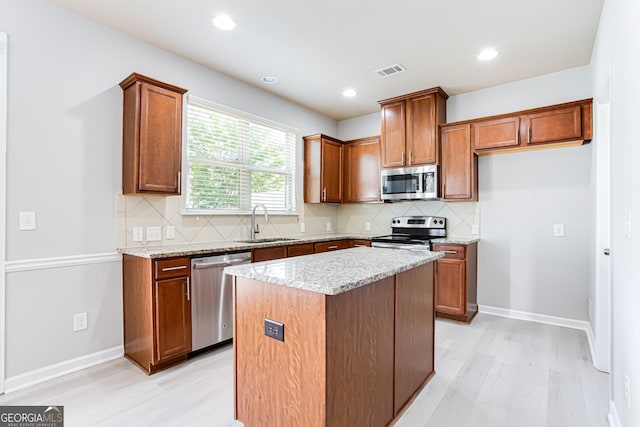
[181,95,299,216]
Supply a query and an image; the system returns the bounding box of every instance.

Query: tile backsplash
[117,195,479,248]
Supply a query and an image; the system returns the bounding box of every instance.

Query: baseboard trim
[4,345,124,393]
[608,400,621,427]
[478,305,596,363]
[5,252,121,273]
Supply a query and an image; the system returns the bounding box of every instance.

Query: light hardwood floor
[0,314,609,426]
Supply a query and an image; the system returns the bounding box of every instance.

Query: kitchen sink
[235,237,302,244]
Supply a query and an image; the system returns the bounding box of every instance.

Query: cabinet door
[406,94,437,165]
[524,105,582,145]
[287,243,315,257]
[434,259,466,315]
[303,136,322,203]
[441,124,477,200]
[138,82,183,194]
[344,137,381,203]
[321,138,343,203]
[380,101,406,168]
[155,277,191,362]
[473,116,520,150]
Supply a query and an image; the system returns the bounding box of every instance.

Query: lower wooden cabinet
[351,239,372,248]
[123,255,192,374]
[433,242,478,323]
[287,243,315,257]
[251,245,287,262]
[314,240,352,253]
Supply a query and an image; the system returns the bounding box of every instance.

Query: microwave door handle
[417,173,424,194]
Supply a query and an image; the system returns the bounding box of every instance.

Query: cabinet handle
[442,250,458,254]
[322,187,327,202]
[401,151,405,166]
[161,265,187,272]
[409,150,412,164]
[177,171,181,194]
[328,245,339,250]
[354,244,366,247]
[186,277,190,301]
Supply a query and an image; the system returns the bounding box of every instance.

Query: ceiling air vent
[374,63,406,78]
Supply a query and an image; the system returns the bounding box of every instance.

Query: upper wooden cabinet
[120,73,187,195]
[473,116,521,150]
[465,99,593,154]
[379,87,448,168]
[441,124,478,201]
[304,134,343,203]
[343,136,381,203]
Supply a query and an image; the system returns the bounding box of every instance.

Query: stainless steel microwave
[381,165,439,201]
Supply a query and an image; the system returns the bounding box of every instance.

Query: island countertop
[224,246,443,295]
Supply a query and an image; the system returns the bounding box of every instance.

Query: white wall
[337,112,380,141]
[0,0,336,382]
[591,0,640,424]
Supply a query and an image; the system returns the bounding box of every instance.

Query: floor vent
[374,63,407,78]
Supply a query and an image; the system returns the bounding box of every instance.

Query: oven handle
[371,242,432,251]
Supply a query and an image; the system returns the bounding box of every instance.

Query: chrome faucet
[251,204,269,240]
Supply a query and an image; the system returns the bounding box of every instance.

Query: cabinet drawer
[314,240,351,253]
[351,239,371,247]
[154,257,190,280]
[287,243,315,258]
[252,246,287,263]
[432,244,466,260]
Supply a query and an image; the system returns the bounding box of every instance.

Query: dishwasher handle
[193,257,250,269]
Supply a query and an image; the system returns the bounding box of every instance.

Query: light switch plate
[553,224,565,237]
[166,226,176,240]
[300,222,305,233]
[147,226,161,241]
[365,222,371,231]
[132,227,144,242]
[326,222,331,232]
[472,224,479,235]
[74,312,88,332]
[19,211,37,231]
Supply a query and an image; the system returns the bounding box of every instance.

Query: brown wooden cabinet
[251,245,287,262]
[350,239,372,248]
[394,263,434,415]
[379,88,448,168]
[432,242,478,323]
[123,255,192,374]
[474,116,521,150]
[441,124,478,201]
[343,136,381,203]
[120,73,187,195]
[304,134,343,203]
[287,243,315,257]
[314,240,351,253]
[523,104,585,145]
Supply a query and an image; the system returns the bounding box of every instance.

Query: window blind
[186,96,297,214]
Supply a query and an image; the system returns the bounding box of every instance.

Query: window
[186,96,297,214]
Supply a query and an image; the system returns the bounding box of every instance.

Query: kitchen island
[225,246,443,427]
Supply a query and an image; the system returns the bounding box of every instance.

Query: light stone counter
[118,233,373,259]
[431,236,480,245]
[224,246,443,295]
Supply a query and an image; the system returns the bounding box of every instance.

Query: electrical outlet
[472,224,480,235]
[132,227,144,242]
[326,222,331,232]
[553,224,565,237]
[264,318,284,342]
[147,226,161,241]
[166,226,176,240]
[625,374,631,409]
[300,222,305,233]
[74,312,88,332]
[19,211,37,231]
[365,222,371,231]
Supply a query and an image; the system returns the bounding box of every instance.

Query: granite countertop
[224,246,444,295]
[118,233,374,259]
[432,237,480,245]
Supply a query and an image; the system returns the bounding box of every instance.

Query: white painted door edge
[0,30,9,395]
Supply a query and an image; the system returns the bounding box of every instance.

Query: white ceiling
[50,0,603,120]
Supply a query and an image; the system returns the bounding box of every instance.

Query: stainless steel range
[371,216,446,251]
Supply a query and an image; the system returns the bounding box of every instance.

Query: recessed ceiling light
[342,89,357,97]
[478,48,499,61]
[261,76,278,85]
[212,15,236,31]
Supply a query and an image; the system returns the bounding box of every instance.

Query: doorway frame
[0,30,8,394]
[594,71,612,374]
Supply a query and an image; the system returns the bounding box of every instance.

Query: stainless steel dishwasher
[190,251,251,351]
